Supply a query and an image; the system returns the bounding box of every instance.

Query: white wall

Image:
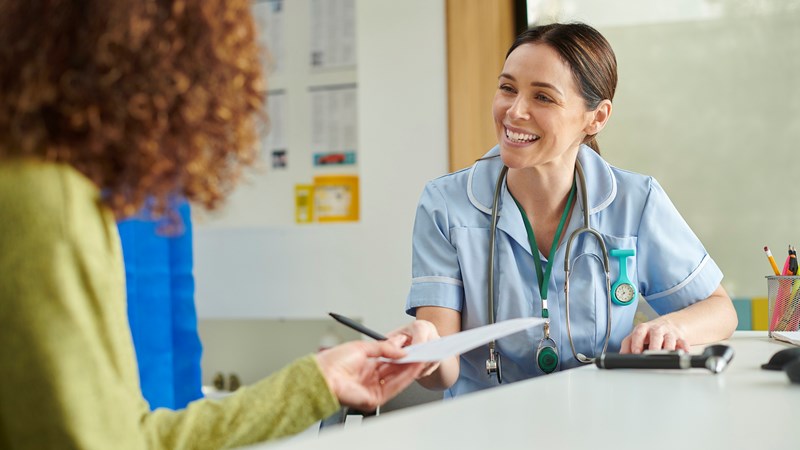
[529,0,800,299]
[194,0,448,335]
[595,5,800,299]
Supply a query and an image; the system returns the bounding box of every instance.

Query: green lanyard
[511,181,576,320]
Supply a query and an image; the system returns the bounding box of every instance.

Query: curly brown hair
[0,0,266,217]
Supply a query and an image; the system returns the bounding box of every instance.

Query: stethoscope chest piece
[486,346,503,384]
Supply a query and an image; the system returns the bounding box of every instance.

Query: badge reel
[610,249,638,306]
[536,322,558,374]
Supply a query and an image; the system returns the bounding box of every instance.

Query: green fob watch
[610,248,637,306]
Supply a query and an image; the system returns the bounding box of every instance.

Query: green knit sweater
[0,159,339,449]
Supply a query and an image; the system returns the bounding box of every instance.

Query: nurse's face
[493,43,595,170]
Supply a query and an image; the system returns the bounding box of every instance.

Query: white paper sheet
[772,331,800,347]
[385,317,545,363]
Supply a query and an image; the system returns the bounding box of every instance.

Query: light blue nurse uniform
[406,144,723,398]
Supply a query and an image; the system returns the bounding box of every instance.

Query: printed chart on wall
[264,90,288,170]
[297,83,359,223]
[247,0,360,226]
[253,0,286,75]
[310,0,356,70]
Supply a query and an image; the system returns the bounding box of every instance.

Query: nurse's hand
[316,336,427,411]
[387,320,441,377]
[619,319,690,354]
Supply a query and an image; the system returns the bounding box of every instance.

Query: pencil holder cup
[766,276,800,336]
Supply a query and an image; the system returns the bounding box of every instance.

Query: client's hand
[387,320,441,377]
[316,336,426,411]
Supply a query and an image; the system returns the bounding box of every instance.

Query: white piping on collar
[467,162,493,215]
[589,160,616,215]
[466,147,618,216]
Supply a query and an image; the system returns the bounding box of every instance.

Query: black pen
[329,312,387,340]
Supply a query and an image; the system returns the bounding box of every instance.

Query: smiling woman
[495,23,617,157]
[405,22,737,398]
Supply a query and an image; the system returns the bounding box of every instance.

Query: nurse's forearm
[416,355,460,390]
[661,285,737,344]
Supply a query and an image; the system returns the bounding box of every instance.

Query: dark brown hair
[507,23,617,154]
[0,0,266,217]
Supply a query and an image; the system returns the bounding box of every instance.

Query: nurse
[406,23,738,398]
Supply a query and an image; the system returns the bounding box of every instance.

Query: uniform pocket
[598,234,639,352]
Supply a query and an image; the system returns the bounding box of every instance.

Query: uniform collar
[467,144,617,255]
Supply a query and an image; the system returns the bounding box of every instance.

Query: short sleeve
[636,178,723,315]
[406,183,465,316]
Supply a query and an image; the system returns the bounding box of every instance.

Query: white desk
[258,332,799,450]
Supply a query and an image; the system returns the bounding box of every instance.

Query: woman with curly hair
[0,1,435,448]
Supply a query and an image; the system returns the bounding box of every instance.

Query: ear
[583,99,612,136]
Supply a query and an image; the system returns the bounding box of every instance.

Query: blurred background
[194,0,800,402]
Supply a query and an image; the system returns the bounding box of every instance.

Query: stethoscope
[485,159,637,383]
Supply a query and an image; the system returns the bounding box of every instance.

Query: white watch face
[615,283,636,302]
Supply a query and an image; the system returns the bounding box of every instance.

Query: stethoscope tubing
[486,159,612,378]
[563,160,611,363]
[487,165,508,358]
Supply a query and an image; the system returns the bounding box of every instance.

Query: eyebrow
[499,73,564,97]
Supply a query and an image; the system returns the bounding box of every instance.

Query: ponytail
[585,136,601,155]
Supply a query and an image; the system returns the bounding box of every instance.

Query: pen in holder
[766,276,800,336]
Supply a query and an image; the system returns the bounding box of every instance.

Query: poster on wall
[295,185,314,224]
[313,175,359,222]
[253,0,286,74]
[263,89,287,168]
[309,84,357,158]
[310,0,356,69]
[313,151,356,167]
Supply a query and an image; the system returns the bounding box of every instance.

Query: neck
[506,159,576,216]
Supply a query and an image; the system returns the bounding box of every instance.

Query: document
[772,331,800,347]
[386,317,545,363]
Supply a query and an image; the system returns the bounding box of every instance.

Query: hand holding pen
[329,312,441,348]
[329,312,442,377]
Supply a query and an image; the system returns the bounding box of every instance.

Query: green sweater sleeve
[0,161,339,449]
[145,355,340,448]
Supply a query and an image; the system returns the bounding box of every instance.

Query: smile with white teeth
[505,128,539,143]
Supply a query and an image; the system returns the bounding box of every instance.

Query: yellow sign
[294,185,314,224]
[313,175,359,222]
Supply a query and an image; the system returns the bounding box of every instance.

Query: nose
[507,95,531,120]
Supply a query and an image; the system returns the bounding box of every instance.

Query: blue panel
[119,200,202,410]
[732,298,752,331]
[169,203,203,407]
